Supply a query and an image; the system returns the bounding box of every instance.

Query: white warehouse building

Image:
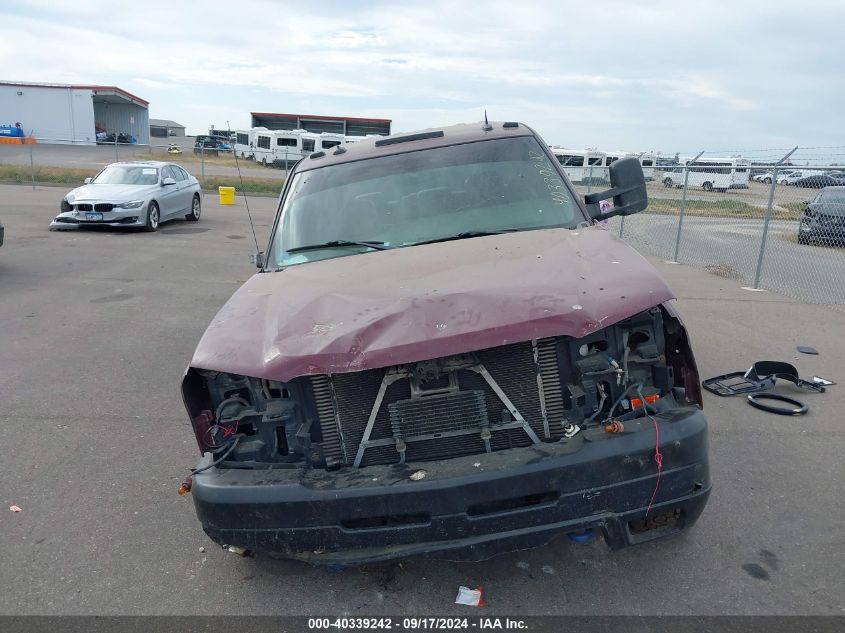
[0,80,150,145]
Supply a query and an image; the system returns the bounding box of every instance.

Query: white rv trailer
[234,129,262,160]
[318,132,345,150]
[344,133,386,144]
[270,130,344,168]
[550,148,607,184]
[600,150,636,183]
[252,129,276,166]
[662,157,752,191]
[638,152,656,180]
[603,150,634,167]
[299,131,319,155]
[269,129,308,168]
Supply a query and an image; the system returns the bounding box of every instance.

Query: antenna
[228,120,261,257]
[483,109,492,131]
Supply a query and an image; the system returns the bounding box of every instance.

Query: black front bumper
[190,407,710,564]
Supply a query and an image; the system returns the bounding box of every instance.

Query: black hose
[191,435,243,476]
[601,382,644,424]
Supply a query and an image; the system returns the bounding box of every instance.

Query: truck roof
[296,121,532,171]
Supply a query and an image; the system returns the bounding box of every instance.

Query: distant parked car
[50,161,202,233]
[777,171,804,185]
[194,135,221,157]
[798,186,845,246]
[793,173,845,188]
[753,172,774,183]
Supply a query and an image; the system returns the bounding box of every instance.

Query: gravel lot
[1,184,843,616]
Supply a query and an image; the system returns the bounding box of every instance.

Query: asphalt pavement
[616,214,845,306]
[1,184,843,615]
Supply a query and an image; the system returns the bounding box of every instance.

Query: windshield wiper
[408,229,521,247]
[286,240,389,254]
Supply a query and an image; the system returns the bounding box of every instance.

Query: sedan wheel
[144,202,160,232]
[186,194,201,222]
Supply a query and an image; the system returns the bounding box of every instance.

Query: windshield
[93,166,159,186]
[269,136,583,267]
[819,188,845,213]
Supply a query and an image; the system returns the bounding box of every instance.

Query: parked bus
[662,157,751,191]
[550,148,606,184]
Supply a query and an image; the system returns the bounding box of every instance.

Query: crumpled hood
[67,183,154,201]
[191,226,675,381]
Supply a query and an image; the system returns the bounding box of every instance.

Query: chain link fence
[2,138,844,308]
[589,150,845,309]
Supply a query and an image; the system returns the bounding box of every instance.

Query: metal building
[250,112,391,137]
[0,81,150,145]
[149,118,186,138]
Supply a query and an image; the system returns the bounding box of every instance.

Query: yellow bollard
[218,186,235,205]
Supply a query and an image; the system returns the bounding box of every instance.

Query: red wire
[222,419,240,438]
[644,414,663,518]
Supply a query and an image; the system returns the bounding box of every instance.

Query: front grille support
[353,367,409,468]
[352,358,541,468]
[532,340,551,439]
[475,365,541,444]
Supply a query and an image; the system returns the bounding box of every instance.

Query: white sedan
[50,161,202,232]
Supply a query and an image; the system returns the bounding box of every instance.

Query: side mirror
[250,251,265,268]
[162,177,176,186]
[83,177,92,184]
[584,157,648,221]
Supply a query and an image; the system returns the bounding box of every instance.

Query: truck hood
[190,226,675,381]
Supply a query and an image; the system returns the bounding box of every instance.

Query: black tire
[663,178,673,188]
[764,177,772,184]
[144,201,160,232]
[185,194,201,222]
[703,182,713,191]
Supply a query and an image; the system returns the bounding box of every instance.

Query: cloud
[2,0,843,149]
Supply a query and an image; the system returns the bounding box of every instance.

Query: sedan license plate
[86,212,103,221]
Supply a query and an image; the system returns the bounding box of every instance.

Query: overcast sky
[2,0,843,156]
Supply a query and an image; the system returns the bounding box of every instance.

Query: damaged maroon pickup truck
[181,122,710,564]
